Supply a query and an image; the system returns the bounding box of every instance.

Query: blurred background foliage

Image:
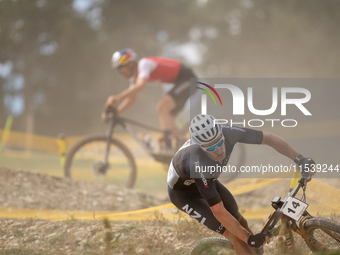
[0,0,340,137]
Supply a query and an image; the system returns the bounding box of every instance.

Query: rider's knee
[157,101,173,115]
[157,96,176,115]
[156,101,166,114]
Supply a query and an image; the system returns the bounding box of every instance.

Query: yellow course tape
[242,204,340,219]
[304,179,340,210]
[227,176,291,196]
[1,118,339,153]
[2,176,340,221]
[1,204,338,222]
[0,115,13,154]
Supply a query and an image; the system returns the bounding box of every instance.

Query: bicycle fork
[261,212,307,254]
[280,217,295,253]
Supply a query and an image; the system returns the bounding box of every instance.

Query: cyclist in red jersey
[104,49,196,151]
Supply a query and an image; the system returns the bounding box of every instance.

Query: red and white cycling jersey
[137,57,181,83]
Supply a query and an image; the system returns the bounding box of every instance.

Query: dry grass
[0,214,213,255]
[1,215,340,255]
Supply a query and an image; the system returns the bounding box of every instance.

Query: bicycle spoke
[69,139,134,187]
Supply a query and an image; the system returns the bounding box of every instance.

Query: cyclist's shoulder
[142,56,180,65]
[173,140,198,162]
[221,125,248,137]
[221,125,246,132]
[173,139,196,158]
[173,140,211,167]
[222,125,263,145]
[137,58,158,74]
[138,57,157,66]
[139,57,159,63]
[222,125,262,134]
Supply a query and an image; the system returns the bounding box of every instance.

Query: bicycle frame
[104,109,173,164]
[260,176,340,252]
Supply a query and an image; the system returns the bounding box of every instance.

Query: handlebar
[105,105,117,115]
[289,174,311,198]
[102,105,119,124]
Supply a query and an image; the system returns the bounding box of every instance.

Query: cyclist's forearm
[117,96,137,114]
[116,86,140,101]
[262,131,299,161]
[116,79,146,101]
[211,203,251,243]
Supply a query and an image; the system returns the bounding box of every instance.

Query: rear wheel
[64,135,136,188]
[190,237,234,255]
[303,217,340,252]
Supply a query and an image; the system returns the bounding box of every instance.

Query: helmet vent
[189,114,222,145]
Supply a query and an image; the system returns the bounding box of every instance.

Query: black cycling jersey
[167,125,263,233]
[168,125,263,206]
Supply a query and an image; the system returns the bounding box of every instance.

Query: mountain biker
[104,49,196,151]
[167,114,315,255]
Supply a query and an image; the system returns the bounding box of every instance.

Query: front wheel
[64,135,136,188]
[190,237,234,255]
[303,217,340,252]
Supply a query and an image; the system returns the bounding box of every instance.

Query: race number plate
[281,196,309,221]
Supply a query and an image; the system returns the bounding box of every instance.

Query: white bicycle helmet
[111,49,137,69]
[189,114,222,145]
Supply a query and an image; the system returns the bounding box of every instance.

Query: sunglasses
[201,136,225,152]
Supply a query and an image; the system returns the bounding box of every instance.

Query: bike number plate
[281,197,308,221]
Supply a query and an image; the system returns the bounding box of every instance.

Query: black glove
[298,157,315,178]
[101,106,116,123]
[247,233,267,248]
[105,105,115,113]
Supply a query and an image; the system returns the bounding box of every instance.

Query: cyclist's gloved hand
[101,106,115,123]
[298,157,315,178]
[247,233,267,248]
[105,105,115,113]
[106,95,119,108]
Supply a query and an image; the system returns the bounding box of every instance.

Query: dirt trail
[0,168,165,212]
[0,168,339,254]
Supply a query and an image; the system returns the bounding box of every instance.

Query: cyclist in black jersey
[167,114,315,255]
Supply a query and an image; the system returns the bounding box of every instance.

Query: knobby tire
[190,237,234,255]
[303,217,340,252]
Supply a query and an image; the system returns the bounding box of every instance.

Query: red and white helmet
[111,49,137,69]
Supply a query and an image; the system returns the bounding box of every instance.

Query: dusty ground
[0,167,165,212]
[0,216,217,255]
[0,167,339,254]
[0,166,207,254]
